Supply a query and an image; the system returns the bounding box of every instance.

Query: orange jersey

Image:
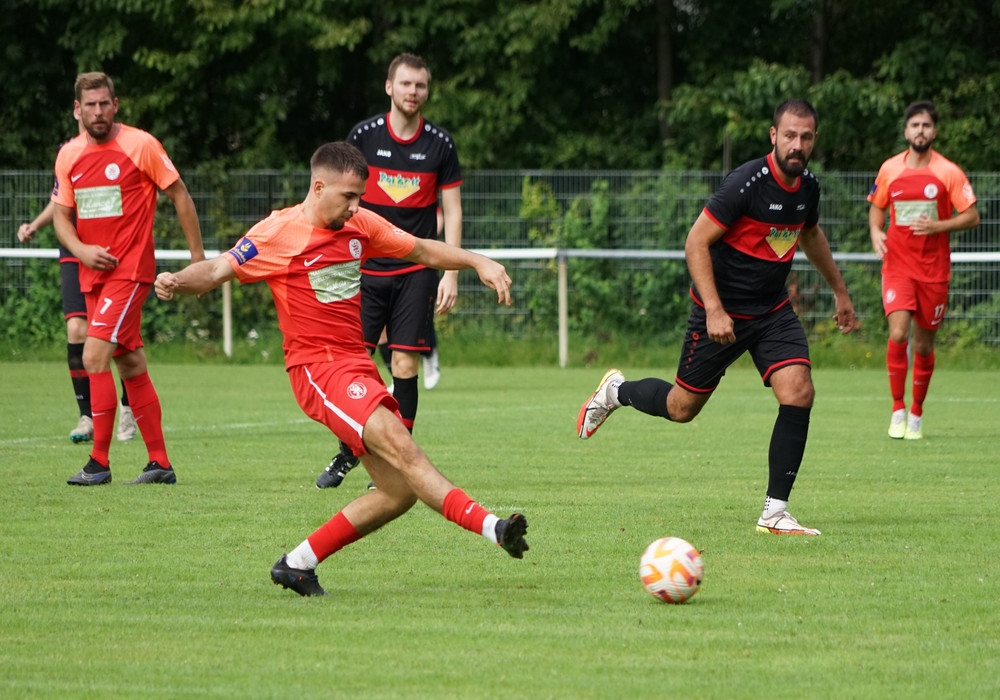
[51,125,181,292]
[224,206,417,368]
[868,149,976,283]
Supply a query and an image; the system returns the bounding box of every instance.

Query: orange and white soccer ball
[639,537,703,604]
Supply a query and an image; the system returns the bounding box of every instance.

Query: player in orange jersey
[52,72,205,485]
[868,101,979,440]
[154,142,528,596]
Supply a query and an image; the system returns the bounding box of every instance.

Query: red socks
[123,371,169,466]
[88,370,117,466]
[442,488,489,535]
[886,340,908,412]
[307,512,362,564]
[910,351,935,417]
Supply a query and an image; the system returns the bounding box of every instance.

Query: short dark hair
[310,142,369,180]
[904,100,937,125]
[74,72,115,101]
[773,99,818,130]
[387,53,431,82]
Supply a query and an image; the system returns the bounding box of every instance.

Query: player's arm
[684,211,733,345]
[909,203,980,236]
[405,237,511,306]
[17,201,58,243]
[155,256,235,300]
[798,224,856,334]
[436,186,463,314]
[162,178,206,264]
[868,204,888,260]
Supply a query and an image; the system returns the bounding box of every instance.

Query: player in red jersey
[51,72,205,486]
[577,100,856,536]
[154,142,528,596]
[868,101,979,440]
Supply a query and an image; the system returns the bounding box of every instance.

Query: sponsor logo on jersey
[228,237,259,265]
[769,203,783,211]
[409,153,427,161]
[309,260,361,304]
[160,154,177,172]
[75,186,123,220]
[377,171,421,204]
[765,227,799,258]
[377,149,392,158]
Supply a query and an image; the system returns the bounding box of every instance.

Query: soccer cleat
[125,461,177,485]
[70,415,94,444]
[496,513,530,559]
[756,510,821,536]
[888,408,906,439]
[576,368,624,439]
[316,452,360,489]
[904,413,923,440]
[117,404,137,441]
[67,457,112,486]
[422,349,440,390]
[270,554,327,596]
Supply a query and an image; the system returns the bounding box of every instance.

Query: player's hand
[870,230,887,260]
[78,245,119,272]
[16,223,37,243]
[436,271,458,314]
[705,306,735,345]
[833,293,857,334]
[909,214,937,236]
[476,259,512,306]
[155,271,179,300]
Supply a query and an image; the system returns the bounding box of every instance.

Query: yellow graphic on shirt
[378,171,421,204]
[766,227,799,258]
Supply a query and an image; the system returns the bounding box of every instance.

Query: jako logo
[377,149,391,158]
[769,203,783,211]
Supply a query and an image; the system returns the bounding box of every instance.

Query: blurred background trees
[2,0,998,172]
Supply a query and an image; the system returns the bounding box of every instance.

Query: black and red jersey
[696,153,821,317]
[347,113,461,275]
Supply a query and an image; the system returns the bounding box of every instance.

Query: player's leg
[577,303,722,438]
[67,315,117,485]
[114,346,175,484]
[386,268,437,433]
[117,377,136,441]
[422,315,440,390]
[61,256,93,443]
[752,309,819,535]
[883,276,916,438]
[904,282,947,440]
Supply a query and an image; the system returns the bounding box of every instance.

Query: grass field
[1,361,998,698]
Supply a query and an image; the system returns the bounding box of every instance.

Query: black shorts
[59,246,86,320]
[361,268,438,353]
[675,301,810,393]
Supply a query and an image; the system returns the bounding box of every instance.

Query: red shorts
[882,276,948,331]
[288,356,399,456]
[84,280,148,353]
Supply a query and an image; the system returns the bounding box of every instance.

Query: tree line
[3,0,999,174]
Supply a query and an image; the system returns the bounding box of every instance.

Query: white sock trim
[482,514,499,544]
[286,540,318,571]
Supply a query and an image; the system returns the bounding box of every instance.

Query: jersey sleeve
[224,211,302,283]
[937,159,976,213]
[702,170,749,229]
[51,138,86,208]
[356,209,418,260]
[119,127,181,192]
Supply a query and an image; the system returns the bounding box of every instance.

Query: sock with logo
[442,488,497,542]
[88,370,117,466]
[886,340,908,412]
[910,350,935,418]
[122,371,169,466]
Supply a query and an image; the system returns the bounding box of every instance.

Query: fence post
[558,249,568,368]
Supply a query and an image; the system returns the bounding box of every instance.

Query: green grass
[1,362,998,698]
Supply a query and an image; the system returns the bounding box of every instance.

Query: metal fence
[2,169,999,351]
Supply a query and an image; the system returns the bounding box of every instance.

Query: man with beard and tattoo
[577,99,856,536]
[868,100,979,441]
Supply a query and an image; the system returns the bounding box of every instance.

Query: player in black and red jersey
[577,99,856,536]
[317,54,462,489]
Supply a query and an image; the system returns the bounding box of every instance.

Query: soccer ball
[639,537,703,604]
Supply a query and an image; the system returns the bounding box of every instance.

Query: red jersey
[868,149,976,283]
[224,206,417,368]
[51,125,181,292]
